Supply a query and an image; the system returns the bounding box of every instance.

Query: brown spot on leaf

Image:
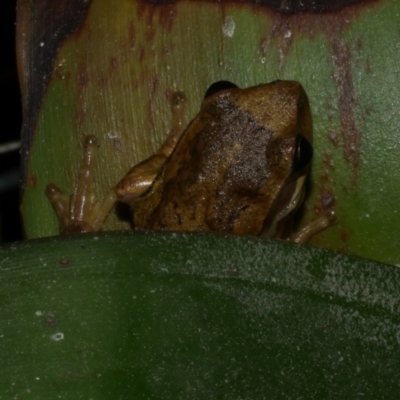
[259,37,269,56]
[314,150,336,216]
[328,130,340,147]
[27,173,37,187]
[340,228,350,244]
[165,87,172,101]
[110,57,118,72]
[321,189,336,209]
[329,27,361,185]
[59,258,70,266]
[269,15,294,67]
[158,4,177,31]
[137,1,177,33]
[226,266,239,277]
[78,63,89,88]
[319,151,335,185]
[322,150,334,170]
[44,313,58,327]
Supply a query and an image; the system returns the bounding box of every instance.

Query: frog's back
[133,81,307,235]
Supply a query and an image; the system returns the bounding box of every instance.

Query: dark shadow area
[0,0,23,242]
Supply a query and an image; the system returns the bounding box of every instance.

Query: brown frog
[46,80,334,242]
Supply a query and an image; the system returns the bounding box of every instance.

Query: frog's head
[202,80,313,238]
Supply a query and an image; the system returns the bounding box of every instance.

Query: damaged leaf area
[18,0,400,264]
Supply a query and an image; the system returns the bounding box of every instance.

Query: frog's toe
[46,183,71,230]
[46,136,117,234]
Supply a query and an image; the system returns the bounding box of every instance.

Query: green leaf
[1,232,399,398]
[18,0,400,264]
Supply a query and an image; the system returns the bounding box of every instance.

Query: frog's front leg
[115,91,186,204]
[46,136,117,233]
[46,91,186,233]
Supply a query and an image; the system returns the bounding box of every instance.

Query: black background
[1,0,23,242]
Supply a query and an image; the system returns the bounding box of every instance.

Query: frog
[46,80,335,242]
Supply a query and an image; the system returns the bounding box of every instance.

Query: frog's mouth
[261,173,307,240]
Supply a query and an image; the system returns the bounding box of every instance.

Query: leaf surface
[1,231,399,397]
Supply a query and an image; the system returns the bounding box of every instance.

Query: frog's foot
[46,136,117,234]
[291,210,336,244]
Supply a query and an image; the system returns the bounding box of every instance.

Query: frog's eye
[293,135,313,173]
[204,81,238,98]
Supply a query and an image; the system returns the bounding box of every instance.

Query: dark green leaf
[1,232,399,398]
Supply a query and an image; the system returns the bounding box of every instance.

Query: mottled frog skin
[46,80,334,242]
